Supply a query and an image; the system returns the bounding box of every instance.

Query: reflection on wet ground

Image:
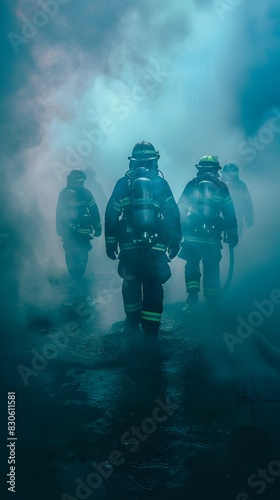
[3,273,280,500]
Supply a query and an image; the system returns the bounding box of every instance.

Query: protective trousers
[63,233,92,280]
[118,249,171,332]
[183,241,222,300]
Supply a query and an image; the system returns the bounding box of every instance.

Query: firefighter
[105,141,182,335]
[221,163,254,238]
[178,155,238,310]
[56,168,102,281]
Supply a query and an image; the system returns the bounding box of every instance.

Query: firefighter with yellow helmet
[105,141,182,334]
[178,155,238,310]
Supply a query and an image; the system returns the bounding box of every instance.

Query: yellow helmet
[196,155,221,169]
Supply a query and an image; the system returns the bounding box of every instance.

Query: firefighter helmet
[67,168,86,183]
[196,155,221,170]
[223,162,239,174]
[84,167,96,180]
[128,141,160,162]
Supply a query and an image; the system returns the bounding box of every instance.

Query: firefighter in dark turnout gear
[105,142,182,334]
[56,169,102,280]
[178,155,238,308]
[221,163,254,238]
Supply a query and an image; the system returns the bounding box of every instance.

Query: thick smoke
[0,0,279,316]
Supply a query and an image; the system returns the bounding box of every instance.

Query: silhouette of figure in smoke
[56,169,101,283]
[105,141,182,335]
[178,155,238,310]
[221,163,254,238]
[84,167,107,222]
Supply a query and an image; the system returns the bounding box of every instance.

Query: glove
[94,227,102,237]
[228,235,238,248]
[167,242,180,260]
[106,243,118,260]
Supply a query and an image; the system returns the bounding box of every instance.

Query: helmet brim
[196,164,221,169]
[128,156,160,161]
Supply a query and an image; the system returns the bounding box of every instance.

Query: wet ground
[2,269,280,500]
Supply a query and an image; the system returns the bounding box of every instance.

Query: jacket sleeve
[160,180,182,244]
[105,179,123,247]
[87,191,102,233]
[221,184,238,241]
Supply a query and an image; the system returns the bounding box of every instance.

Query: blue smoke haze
[0,0,279,307]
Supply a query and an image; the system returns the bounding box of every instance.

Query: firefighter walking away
[105,141,182,335]
[221,162,254,238]
[56,169,102,285]
[178,155,238,311]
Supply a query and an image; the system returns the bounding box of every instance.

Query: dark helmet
[196,155,221,170]
[128,141,160,170]
[67,168,86,184]
[223,162,240,175]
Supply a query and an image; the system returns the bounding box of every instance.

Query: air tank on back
[131,167,155,239]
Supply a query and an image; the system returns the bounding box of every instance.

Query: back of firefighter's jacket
[105,173,182,253]
[56,186,101,237]
[178,174,238,243]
